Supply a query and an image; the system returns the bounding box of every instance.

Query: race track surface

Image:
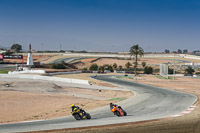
[0,75,197,133]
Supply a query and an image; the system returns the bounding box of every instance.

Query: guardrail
[48,71,82,76]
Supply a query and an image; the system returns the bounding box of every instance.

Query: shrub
[185,66,195,75]
[82,67,88,71]
[168,68,174,74]
[103,64,114,72]
[51,63,66,69]
[195,72,200,75]
[89,64,98,71]
[144,66,153,74]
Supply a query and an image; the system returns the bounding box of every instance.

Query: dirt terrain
[75,57,177,70]
[0,79,133,123]
[76,56,200,68]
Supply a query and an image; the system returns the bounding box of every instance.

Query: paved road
[48,57,91,64]
[0,75,197,133]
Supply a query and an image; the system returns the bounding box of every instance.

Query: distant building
[183,49,188,54]
[177,49,182,53]
[164,49,170,53]
[192,50,200,55]
[172,51,177,53]
[0,50,6,54]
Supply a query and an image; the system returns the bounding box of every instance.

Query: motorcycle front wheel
[123,110,127,116]
[86,113,91,119]
[115,111,121,117]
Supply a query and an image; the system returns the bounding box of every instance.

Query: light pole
[40,43,43,64]
[173,53,175,80]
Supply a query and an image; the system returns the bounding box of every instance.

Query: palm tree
[129,44,144,75]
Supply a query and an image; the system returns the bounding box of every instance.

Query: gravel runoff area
[28,75,200,133]
[0,77,133,123]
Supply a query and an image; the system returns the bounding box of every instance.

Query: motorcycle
[71,108,91,120]
[110,103,127,117]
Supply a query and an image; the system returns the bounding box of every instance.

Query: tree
[99,66,105,72]
[89,64,98,71]
[118,65,123,71]
[103,64,114,72]
[51,61,66,69]
[185,66,195,75]
[144,66,153,74]
[125,62,132,69]
[3,50,14,55]
[113,63,118,70]
[11,44,22,52]
[129,44,144,75]
[142,61,146,68]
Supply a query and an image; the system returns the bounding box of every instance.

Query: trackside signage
[0,55,3,59]
[0,55,23,59]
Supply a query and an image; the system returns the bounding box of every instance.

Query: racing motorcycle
[110,103,127,117]
[71,108,91,120]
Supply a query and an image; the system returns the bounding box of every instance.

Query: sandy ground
[32,75,200,133]
[41,55,76,64]
[76,57,200,70]
[0,79,132,123]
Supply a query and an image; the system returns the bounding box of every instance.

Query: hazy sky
[0,0,200,52]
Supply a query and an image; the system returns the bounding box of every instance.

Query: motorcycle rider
[110,102,118,110]
[109,102,127,116]
[71,104,86,119]
[71,104,80,112]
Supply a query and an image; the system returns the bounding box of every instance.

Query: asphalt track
[0,75,198,133]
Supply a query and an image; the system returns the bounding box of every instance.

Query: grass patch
[109,98,126,101]
[155,75,173,79]
[0,70,9,74]
[115,76,124,79]
[33,115,39,118]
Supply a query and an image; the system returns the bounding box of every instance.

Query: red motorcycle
[110,103,127,117]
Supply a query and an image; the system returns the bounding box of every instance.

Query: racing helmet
[71,104,75,108]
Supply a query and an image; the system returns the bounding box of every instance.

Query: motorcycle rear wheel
[74,114,81,120]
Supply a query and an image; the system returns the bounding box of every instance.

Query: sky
[0,0,200,52]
